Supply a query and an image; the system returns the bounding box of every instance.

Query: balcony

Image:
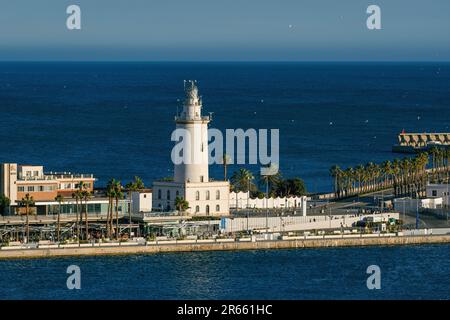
[17,172,95,181]
[45,172,95,180]
[174,115,210,122]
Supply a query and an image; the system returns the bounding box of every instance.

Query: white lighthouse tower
[174,80,210,183]
[152,81,230,216]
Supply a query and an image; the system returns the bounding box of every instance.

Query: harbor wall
[1,234,449,259]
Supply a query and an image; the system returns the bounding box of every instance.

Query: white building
[393,197,443,214]
[152,81,230,216]
[229,191,307,215]
[131,189,152,213]
[220,213,399,233]
[426,184,450,206]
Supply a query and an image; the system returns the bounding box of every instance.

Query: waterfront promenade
[1,232,449,259]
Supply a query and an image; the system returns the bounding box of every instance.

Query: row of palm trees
[330,148,450,199]
[105,176,145,240]
[19,193,34,244]
[230,167,307,198]
[70,181,92,240]
[429,147,450,182]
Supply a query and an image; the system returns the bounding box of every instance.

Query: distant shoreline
[1,234,449,260]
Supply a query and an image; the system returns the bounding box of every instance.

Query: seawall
[1,235,450,259]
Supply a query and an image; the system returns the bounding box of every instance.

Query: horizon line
[1,60,450,63]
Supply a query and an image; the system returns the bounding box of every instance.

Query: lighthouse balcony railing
[174,115,210,121]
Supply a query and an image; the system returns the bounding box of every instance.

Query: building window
[176,190,179,197]
[432,190,438,197]
[33,171,39,177]
[167,190,171,200]
[206,191,210,200]
[38,186,44,192]
[200,176,204,182]
[18,186,25,192]
[216,190,220,200]
[27,186,35,192]
[158,190,162,199]
[216,205,220,212]
[143,194,147,198]
[196,191,200,200]
[195,205,200,213]
[206,205,210,215]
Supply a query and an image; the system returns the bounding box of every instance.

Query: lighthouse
[174,80,210,184]
[152,81,230,216]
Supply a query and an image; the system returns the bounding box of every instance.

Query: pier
[393,132,450,153]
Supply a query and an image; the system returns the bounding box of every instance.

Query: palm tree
[0,195,11,216]
[329,165,343,197]
[175,196,189,213]
[74,182,85,239]
[355,165,365,194]
[125,176,145,238]
[106,188,113,238]
[258,165,281,198]
[344,167,355,196]
[230,168,255,193]
[222,153,231,181]
[392,158,401,195]
[82,189,91,240]
[106,179,117,238]
[430,146,439,182]
[71,191,80,240]
[113,180,124,239]
[400,158,412,195]
[443,148,448,169]
[19,194,34,244]
[381,160,393,188]
[54,194,64,242]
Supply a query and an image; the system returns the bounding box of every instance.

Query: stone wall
[1,233,449,259]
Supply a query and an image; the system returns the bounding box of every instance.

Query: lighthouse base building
[152,181,230,216]
[152,81,230,216]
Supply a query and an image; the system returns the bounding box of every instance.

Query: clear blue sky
[0,0,449,61]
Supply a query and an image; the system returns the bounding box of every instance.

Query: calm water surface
[0,245,449,300]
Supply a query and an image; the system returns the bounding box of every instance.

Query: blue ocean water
[0,245,449,300]
[1,62,449,192]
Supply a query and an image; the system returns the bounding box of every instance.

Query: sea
[0,62,449,300]
[0,246,449,300]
